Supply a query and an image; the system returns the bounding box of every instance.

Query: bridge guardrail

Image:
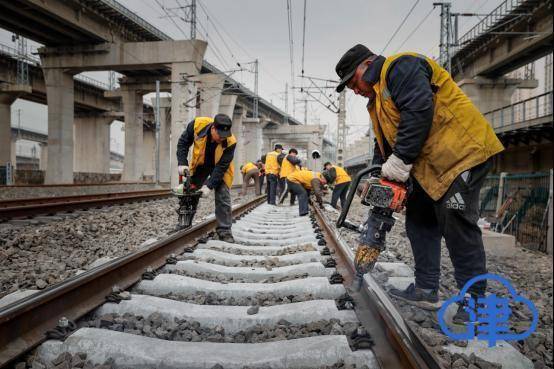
[484,91,553,131]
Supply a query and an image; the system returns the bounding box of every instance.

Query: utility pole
[154,81,161,184]
[433,2,452,72]
[13,34,29,85]
[253,59,259,119]
[190,0,197,39]
[336,91,346,167]
[284,83,289,124]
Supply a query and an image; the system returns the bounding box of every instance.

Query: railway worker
[278,148,302,205]
[239,161,261,196]
[276,150,287,198]
[335,44,504,322]
[257,158,266,194]
[176,114,237,243]
[322,162,352,210]
[286,169,327,216]
[265,144,284,205]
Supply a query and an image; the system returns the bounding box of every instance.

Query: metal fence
[484,91,553,131]
[480,172,552,252]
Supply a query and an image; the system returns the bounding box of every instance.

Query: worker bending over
[240,161,261,196]
[286,170,327,216]
[322,162,352,210]
[176,114,237,243]
[265,144,283,205]
[279,148,302,205]
[335,44,503,323]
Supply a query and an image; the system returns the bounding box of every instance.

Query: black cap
[214,114,232,138]
[274,144,283,150]
[335,44,374,92]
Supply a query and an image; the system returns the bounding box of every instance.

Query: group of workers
[174,42,504,326]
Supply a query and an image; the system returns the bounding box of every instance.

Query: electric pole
[190,0,197,39]
[253,59,259,119]
[434,2,452,72]
[13,34,29,85]
[284,83,289,124]
[336,91,346,167]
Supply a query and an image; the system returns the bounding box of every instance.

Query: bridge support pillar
[74,116,112,174]
[39,143,48,171]
[197,73,225,117]
[458,78,536,113]
[152,97,171,183]
[0,94,17,168]
[170,62,199,188]
[219,95,242,185]
[43,69,75,184]
[121,87,144,182]
[242,117,262,169]
[142,128,155,180]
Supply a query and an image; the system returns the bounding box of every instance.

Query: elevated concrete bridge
[0,0,329,186]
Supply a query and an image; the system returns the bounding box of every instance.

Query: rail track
[0,189,172,221]
[0,196,442,369]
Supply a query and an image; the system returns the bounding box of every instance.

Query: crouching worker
[177,114,236,243]
[240,161,261,196]
[286,170,327,216]
[323,162,352,210]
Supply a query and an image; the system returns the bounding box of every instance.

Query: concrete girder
[38,40,206,72]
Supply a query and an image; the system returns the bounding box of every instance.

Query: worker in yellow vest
[278,148,302,205]
[322,162,352,210]
[239,161,261,196]
[335,45,503,322]
[286,169,327,216]
[177,114,237,243]
[264,144,283,205]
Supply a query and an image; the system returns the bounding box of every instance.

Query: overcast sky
[3,0,548,155]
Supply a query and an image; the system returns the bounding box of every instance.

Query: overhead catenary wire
[380,0,421,55]
[393,6,436,53]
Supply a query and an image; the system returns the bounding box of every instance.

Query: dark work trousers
[287,180,309,216]
[405,159,492,296]
[278,180,297,205]
[267,174,279,205]
[331,181,351,209]
[190,168,232,236]
[259,174,265,193]
[242,169,261,195]
[277,177,286,198]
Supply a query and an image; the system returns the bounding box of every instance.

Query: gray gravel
[0,189,258,296]
[322,196,553,369]
[165,268,311,283]
[79,312,360,343]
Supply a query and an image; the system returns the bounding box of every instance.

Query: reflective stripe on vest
[333,165,351,185]
[368,52,503,200]
[190,117,237,188]
[265,151,280,175]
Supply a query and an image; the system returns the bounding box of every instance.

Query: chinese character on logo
[438,273,538,347]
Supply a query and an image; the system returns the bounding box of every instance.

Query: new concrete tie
[189,248,322,265]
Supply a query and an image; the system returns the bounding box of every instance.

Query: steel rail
[0,189,172,220]
[0,195,266,367]
[311,204,442,369]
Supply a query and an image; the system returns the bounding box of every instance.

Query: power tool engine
[173,170,202,230]
[337,165,409,290]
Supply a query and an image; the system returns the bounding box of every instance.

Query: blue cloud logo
[438,273,538,347]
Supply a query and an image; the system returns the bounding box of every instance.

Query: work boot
[218,232,235,244]
[389,283,440,311]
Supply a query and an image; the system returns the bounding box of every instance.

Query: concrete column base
[121,87,144,182]
[74,116,112,173]
[142,128,156,179]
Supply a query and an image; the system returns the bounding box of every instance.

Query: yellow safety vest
[265,151,281,175]
[368,52,504,200]
[190,117,237,188]
[287,170,320,190]
[333,165,351,185]
[280,156,298,178]
[241,162,257,174]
